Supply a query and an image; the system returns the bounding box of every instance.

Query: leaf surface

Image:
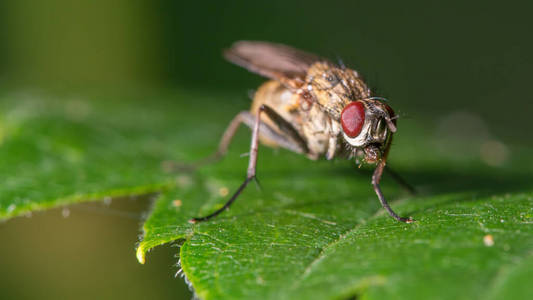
[1,89,531,300]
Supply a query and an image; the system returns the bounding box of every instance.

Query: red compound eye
[341,101,365,138]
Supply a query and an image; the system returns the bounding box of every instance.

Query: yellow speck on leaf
[219,187,229,197]
[483,234,494,247]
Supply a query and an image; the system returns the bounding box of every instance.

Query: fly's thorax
[304,62,371,120]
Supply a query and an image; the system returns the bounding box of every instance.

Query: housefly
[189,41,414,224]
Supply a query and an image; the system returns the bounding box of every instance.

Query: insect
[189,41,414,224]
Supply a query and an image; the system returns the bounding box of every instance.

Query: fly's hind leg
[206,111,254,163]
[211,107,308,162]
[167,103,309,172]
[165,111,255,172]
[190,105,309,223]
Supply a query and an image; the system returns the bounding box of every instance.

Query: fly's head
[340,99,396,164]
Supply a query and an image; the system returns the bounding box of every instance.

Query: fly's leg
[372,160,414,223]
[188,108,263,223]
[260,105,309,154]
[165,111,252,172]
[203,111,253,163]
[168,104,308,172]
[384,165,417,195]
[216,106,309,158]
[189,105,308,223]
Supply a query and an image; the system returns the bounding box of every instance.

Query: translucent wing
[224,41,324,87]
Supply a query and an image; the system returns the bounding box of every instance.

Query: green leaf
[136,101,533,298]
[0,89,235,218]
[140,170,532,299]
[0,91,167,218]
[1,89,531,300]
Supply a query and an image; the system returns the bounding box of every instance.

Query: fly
[188,41,414,224]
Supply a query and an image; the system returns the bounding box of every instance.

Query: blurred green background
[0,0,531,299]
[1,0,532,138]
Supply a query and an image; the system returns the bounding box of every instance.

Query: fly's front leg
[189,106,266,223]
[372,160,414,223]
